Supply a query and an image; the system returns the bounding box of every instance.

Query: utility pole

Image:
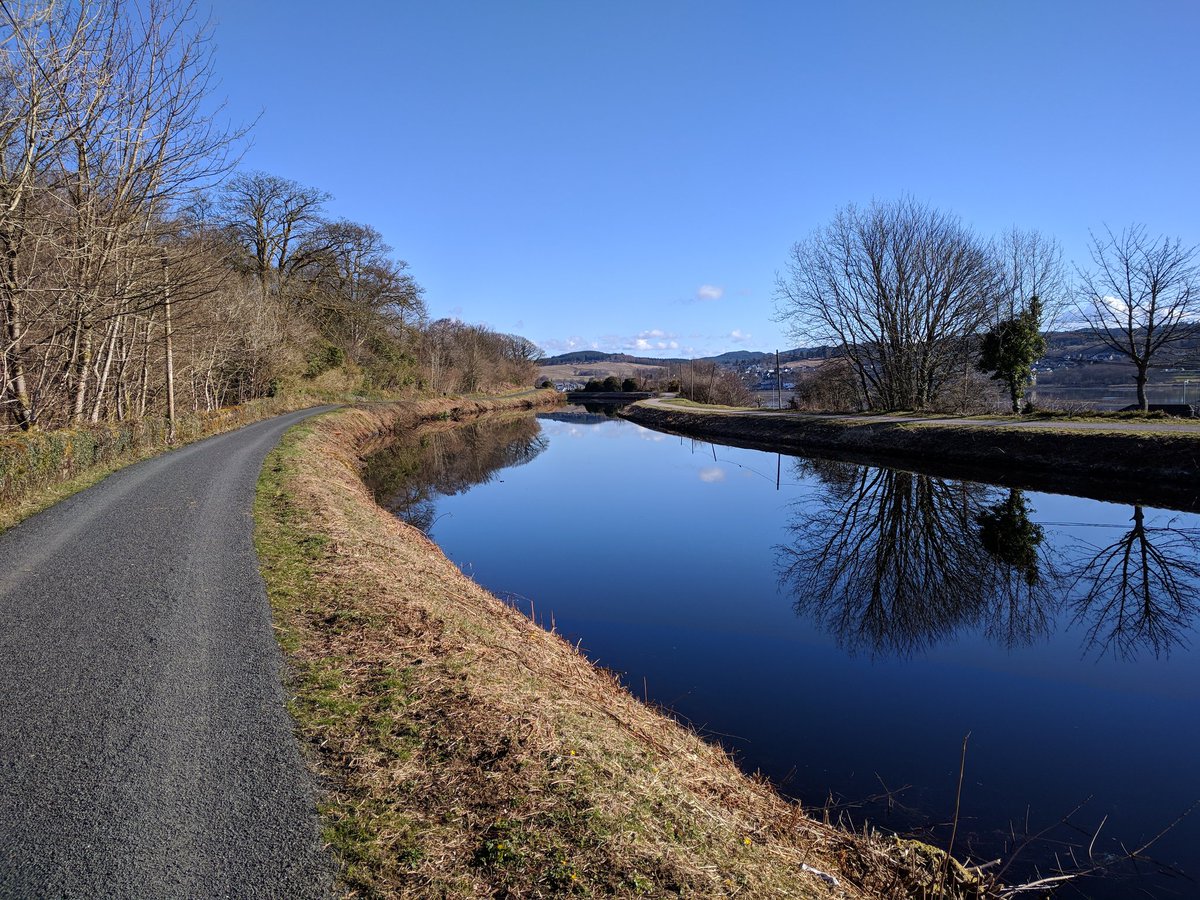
[776,350,782,409]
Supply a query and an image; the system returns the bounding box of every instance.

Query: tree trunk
[71,317,94,425]
[138,312,156,418]
[163,266,176,442]
[1136,365,1149,412]
[2,290,34,430]
[90,315,122,423]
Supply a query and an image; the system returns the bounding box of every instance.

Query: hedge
[0,396,313,511]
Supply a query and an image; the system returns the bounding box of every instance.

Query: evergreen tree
[977,296,1046,413]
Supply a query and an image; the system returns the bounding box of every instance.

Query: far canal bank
[622,399,1200,513]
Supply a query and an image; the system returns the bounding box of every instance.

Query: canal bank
[254,395,995,899]
[622,399,1200,513]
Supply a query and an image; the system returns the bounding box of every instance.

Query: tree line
[0,1,540,434]
[776,198,1199,412]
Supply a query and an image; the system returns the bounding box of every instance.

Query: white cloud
[626,329,681,353]
[541,335,600,354]
[696,284,724,301]
[698,466,726,483]
[729,329,751,344]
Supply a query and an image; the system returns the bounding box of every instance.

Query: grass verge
[254,397,994,899]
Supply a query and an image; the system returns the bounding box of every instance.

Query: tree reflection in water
[975,488,1055,650]
[776,460,1054,658]
[363,416,548,532]
[1064,506,1200,660]
[779,458,1200,660]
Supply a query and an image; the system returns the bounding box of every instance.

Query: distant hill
[539,350,686,367]
[540,347,828,368]
[540,330,1199,374]
[539,351,623,365]
[706,350,767,364]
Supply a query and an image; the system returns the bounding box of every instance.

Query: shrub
[790,359,863,412]
[304,343,346,379]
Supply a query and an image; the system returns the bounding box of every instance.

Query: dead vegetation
[255,395,1005,898]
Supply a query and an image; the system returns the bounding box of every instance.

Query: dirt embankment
[255,392,996,899]
[623,402,1200,512]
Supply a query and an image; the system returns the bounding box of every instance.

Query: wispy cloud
[629,329,680,353]
[698,466,726,483]
[540,335,600,354]
[696,284,724,302]
[728,329,752,344]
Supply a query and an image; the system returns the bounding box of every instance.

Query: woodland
[0,0,540,435]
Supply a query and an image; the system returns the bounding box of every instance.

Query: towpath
[638,396,1200,433]
[0,408,336,898]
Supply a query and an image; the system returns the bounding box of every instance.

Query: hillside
[539,347,828,369]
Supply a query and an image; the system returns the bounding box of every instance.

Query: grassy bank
[254,396,994,899]
[623,401,1200,513]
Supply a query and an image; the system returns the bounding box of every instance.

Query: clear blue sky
[206,0,1200,358]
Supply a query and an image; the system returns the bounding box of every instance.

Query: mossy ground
[253,398,997,899]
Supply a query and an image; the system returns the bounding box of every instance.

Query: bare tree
[289,219,424,355]
[994,227,1067,328]
[1075,225,1199,411]
[0,0,246,429]
[775,198,1001,410]
[0,0,90,428]
[219,170,329,304]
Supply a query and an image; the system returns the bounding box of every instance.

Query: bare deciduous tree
[775,198,1000,410]
[994,227,1067,328]
[1075,225,1199,411]
[219,170,330,303]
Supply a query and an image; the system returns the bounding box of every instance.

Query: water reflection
[776,461,1054,658]
[777,461,1200,661]
[365,415,1200,894]
[364,416,548,532]
[1065,507,1200,660]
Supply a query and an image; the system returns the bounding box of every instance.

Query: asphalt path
[0,407,337,898]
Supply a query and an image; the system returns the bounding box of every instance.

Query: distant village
[541,333,1200,411]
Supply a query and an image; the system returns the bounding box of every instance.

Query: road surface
[0,408,337,898]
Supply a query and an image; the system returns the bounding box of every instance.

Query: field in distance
[539,362,666,383]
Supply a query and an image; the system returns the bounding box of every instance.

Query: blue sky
[206,0,1200,358]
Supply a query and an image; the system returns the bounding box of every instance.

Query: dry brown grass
[256,395,997,898]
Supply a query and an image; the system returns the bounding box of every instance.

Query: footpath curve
[0,407,337,898]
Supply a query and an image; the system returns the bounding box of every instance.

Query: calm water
[366,410,1200,897]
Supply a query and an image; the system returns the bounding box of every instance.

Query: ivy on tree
[977,296,1047,413]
